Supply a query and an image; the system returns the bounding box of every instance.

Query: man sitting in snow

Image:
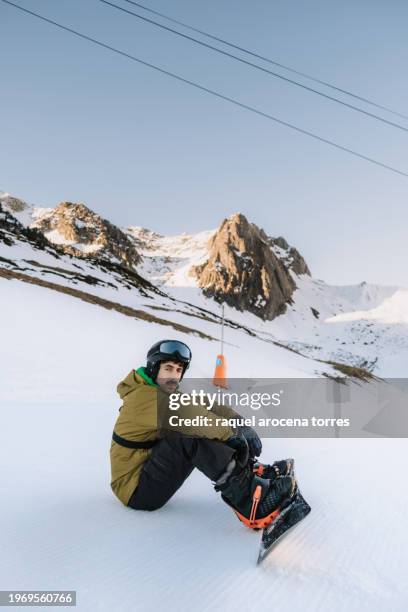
[110,339,296,528]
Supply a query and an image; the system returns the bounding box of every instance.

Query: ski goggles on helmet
[158,341,191,361]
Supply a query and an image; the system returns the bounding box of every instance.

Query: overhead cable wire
[121,0,408,122]
[1,0,407,178]
[98,0,408,133]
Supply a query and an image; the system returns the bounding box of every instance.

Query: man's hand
[238,425,262,458]
[226,432,249,467]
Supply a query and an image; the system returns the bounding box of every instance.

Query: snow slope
[126,225,215,287]
[1,276,408,612]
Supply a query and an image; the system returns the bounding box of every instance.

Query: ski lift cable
[99,0,408,133]
[2,0,407,178]
[121,0,408,122]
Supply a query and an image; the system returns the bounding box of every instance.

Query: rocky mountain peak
[0,192,29,213]
[126,226,164,251]
[33,201,141,270]
[191,212,310,320]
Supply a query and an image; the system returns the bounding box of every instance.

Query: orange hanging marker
[213,303,228,388]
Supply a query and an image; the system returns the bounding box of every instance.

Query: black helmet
[145,339,192,382]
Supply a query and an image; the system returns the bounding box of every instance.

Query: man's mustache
[163,379,179,386]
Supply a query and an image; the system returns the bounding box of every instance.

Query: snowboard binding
[253,458,294,479]
[228,458,297,530]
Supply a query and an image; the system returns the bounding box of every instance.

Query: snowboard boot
[215,457,297,530]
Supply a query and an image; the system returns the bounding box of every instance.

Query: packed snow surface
[1,277,407,612]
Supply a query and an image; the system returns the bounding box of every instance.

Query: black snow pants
[127,432,236,511]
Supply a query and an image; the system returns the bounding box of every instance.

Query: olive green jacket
[110,367,240,506]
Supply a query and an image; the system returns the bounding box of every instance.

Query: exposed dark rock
[311,307,320,319]
[0,201,58,253]
[261,232,311,276]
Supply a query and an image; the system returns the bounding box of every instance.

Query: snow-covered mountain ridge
[1,190,407,377]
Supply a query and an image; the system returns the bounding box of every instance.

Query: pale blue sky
[1,0,407,286]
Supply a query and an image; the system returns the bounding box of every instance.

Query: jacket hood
[116,367,157,400]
